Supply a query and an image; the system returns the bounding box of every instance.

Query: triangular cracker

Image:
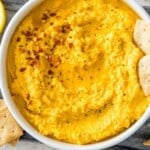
[144,139,150,146]
[134,19,150,54]
[138,55,150,96]
[0,100,23,146]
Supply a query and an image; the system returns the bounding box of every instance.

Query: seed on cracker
[134,19,150,54]
[138,55,150,96]
[0,100,23,146]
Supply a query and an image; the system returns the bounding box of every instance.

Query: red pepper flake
[83,60,87,63]
[85,114,88,117]
[56,39,61,45]
[37,38,42,41]
[26,57,34,60]
[50,63,54,67]
[66,121,70,124]
[61,24,71,33]
[26,93,30,100]
[78,75,83,80]
[16,37,21,42]
[69,43,73,48]
[48,70,54,75]
[81,47,85,53]
[21,30,33,36]
[26,31,33,36]
[21,30,33,41]
[50,13,56,17]
[27,50,31,55]
[38,48,43,53]
[20,67,26,72]
[50,22,54,26]
[58,57,62,63]
[19,47,26,53]
[11,92,16,96]
[47,55,61,68]
[19,45,23,47]
[35,27,39,31]
[123,93,126,96]
[35,55,40,60]
[21,31,26,35]
[32,50,37,56]
[52,39,61,49]
[42,13,49,21]
[30,60,37,67]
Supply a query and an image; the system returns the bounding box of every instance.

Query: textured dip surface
[7,0,150,144]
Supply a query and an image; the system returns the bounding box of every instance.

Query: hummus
[7,0,150,144]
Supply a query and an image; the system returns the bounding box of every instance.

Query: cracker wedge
[0,100,23,146]
[134,19,150,54]
[144,139,150,146]
[138,55,150,96]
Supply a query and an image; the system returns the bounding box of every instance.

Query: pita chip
[144,139,150,146]
[0,100,23,146]
[134,19,150,54]
[138,55,150,96]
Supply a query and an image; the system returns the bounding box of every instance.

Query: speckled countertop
[0,0,150,150]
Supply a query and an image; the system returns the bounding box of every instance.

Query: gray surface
[1,0,150,149]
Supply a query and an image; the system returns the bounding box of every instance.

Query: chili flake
[20,67,26,72]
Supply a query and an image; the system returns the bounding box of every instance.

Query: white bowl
[0,0,150,150]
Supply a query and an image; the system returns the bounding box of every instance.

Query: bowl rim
[0,0,150,150]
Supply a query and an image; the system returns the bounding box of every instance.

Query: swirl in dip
[7,0,150,144]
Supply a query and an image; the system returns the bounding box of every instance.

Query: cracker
[134,19,150,54]
[0,100,23,146]
[144,139,150,146]
[138,55,150,96]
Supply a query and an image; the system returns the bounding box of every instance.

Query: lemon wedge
[0,0,6,33]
